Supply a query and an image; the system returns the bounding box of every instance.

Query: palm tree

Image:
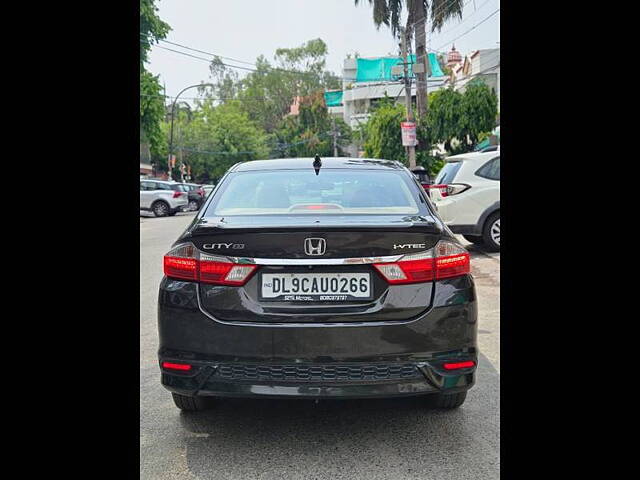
[354,0,463,117]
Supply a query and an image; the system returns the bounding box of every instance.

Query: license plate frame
[259,272,373,302]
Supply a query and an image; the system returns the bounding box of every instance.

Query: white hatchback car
[429,151,500,251]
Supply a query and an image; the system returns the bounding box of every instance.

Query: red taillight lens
[163,244,197,281]
[163,244,258,286]
[373,241,469,285]
[443,360,475,370]
[373,252,434,284]
[162,362,192,371]
[199,254,257,285]
[433,241,470,279]
[172,191,183,198]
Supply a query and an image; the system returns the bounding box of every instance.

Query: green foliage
[363,102,406,162]
[362,100,439,173]
[459,80,498,147]
[274,92,351,158]
[140,0,170,162]
[166,101,269,183]
[140,70,167,159]
[140,0,170,67]
[425,83,498,154]
[206,39,341,133]
[355,1,463,35]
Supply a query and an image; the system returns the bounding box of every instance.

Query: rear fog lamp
[443,360,475,370]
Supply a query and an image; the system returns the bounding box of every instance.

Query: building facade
[445,47,500,107]
[324,55,447,131]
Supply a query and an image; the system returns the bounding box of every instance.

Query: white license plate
[260,272,371,301]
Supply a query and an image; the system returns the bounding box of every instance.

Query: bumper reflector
[162,362,192,371]
[443,360,475,370]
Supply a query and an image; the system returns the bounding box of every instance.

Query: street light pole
[168,83,214,181]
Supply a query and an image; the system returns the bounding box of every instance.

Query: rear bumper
[448,224,481,235]
[158,275,478,399]
[160,357,476,399]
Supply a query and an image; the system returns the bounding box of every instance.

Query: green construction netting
[355,53,444,82]
[324,90,343,107]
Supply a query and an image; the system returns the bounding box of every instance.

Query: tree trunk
[413,8,427,119]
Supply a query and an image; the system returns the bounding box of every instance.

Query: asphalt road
[140,213,500,479]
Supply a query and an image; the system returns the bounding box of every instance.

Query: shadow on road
[173,353,499,479]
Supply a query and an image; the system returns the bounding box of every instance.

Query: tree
[205,39,341,133]
[425,87,464,153]
[140,0,171,161]
[426,83,497,154]
[353,0,463,116]
[363,98,438,173]
[168,100,270,183]
[459,80,498,148]
[274,92,351,158]
[140,0,170,66]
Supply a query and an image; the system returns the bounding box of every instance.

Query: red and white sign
[401,122,417,146]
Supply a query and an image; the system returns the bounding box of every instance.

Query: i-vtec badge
[202,243,245,250]
[393,243,426,250]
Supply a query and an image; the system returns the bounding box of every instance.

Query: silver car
[140,179,189,217]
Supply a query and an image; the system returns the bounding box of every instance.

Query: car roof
[445,151,499,163]
[231,157,405,172]
[140,178,177,184]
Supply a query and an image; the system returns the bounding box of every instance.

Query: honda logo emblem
[304,238,326,256]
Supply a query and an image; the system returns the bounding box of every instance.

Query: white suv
[430,151,500,251]
[140,180,189,217]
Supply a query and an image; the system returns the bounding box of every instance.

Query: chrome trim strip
[227,255,404,265]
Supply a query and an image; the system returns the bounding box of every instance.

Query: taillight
[428,184,449,197]
[172,191,183,198]
[373,241,470,284]
[163,243,258,286]
[446,184,470,196]
[163,244,197,281]
[199,254,257,285]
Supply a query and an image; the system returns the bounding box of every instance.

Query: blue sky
[147,0,500,104]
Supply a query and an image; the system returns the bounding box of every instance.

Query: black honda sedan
[158,157,478,411]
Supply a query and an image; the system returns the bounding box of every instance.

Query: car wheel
[152,201,170,217]
[430,391,467,409]
[188,200,199,211]
[482,212,500,252]
[463,235,484,245]
[171,393,211,412]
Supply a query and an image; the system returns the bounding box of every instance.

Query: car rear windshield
[205,169,420,216]
[434,161,462,184]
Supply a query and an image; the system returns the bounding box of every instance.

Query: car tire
[188,200,199,211]
[430,391,467,409]
[171,393,210,412]
[463,235,484,245]
[482,212,500,252]
[152,201,170,217]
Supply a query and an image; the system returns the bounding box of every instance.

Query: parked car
[176,183,206,211]
[410,166,432,196]
[140,179,189,217]
[202,184,215,197]
[429,151,500,251]
[158,157,477,412]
